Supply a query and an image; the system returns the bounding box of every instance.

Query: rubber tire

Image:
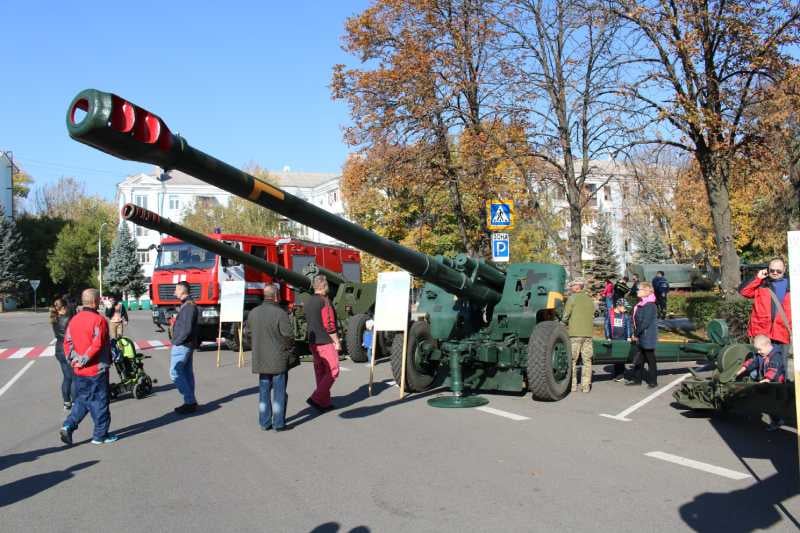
[345,314,370,363]
[109,383,120,401]
[133,380,146,400]
[226,322,252,352]
[527,320,572,401]
[390,321,436,392]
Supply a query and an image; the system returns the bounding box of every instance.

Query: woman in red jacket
[740,258,792,358]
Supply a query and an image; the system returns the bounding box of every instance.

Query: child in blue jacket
[605,299,632,381]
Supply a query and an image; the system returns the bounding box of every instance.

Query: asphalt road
[0,310,797,532]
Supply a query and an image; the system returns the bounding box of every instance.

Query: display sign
[491,233,510,263]
[486,200,514,230]
[29,279,40,290]
[373,271,412,331]
[219,280,245,323]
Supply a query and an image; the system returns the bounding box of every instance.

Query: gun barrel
[122,203,328,292]
[68,89,502,305]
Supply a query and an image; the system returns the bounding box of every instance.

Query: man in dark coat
[247,284,296,431]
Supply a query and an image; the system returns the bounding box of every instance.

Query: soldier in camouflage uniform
[563,278,596,393]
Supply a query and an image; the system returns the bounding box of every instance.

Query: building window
[327,190,338,205]
[169,195,180,210]
[195,196,220,209]
[136,226,148,237]
[604,186,611,201]
[624,239,630,252]
[136,249,150,264]
[134,194,148,209]
[621,184,628,200]
[584,184,597,207]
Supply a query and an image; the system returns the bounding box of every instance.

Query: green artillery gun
[673,339,796,423]
[121,203,379,362]
[66,89,717,405]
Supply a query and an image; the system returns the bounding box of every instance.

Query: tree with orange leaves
[610,0,800,296]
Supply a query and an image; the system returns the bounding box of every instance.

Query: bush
[667,291,715,319]
[685,293,723,328]
[716,298,753,342]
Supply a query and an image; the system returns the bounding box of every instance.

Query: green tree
[48,199,116,293]
[0,207,27,301]
[16,215,68,301]
[587,215,620,293]
[634,229,670,263]
[104,222,146,298]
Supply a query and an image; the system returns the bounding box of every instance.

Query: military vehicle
[673,331,795,424]
[121,203,380,361]
[67,89,725,405]
[626,263,715,291]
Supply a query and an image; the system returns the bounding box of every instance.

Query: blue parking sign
[491,233,510,262]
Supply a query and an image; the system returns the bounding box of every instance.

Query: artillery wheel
[527,320,572,401]
[345,313,370,363]
[226,322,252,352]
[390,321,436,392]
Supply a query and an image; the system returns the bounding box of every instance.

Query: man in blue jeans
[247,284,296,431]
[171,281,199,414]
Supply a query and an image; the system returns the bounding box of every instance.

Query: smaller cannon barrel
[121,204,345,291]
[68,89,503,305]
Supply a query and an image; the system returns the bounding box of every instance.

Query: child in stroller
[109,337,156,400]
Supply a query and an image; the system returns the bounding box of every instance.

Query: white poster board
[370,271,412,397]
[219,280,245,323]
[787,231,799,465]
[373,271,412,330]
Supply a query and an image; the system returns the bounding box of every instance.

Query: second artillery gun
[122,203,380,362]
[67,89,722,404]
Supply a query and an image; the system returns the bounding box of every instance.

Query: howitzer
[673,341,796,424]
[121,203,378,361]
[69,89,586,404]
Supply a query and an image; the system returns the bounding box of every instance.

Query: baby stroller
[109,337,156,400]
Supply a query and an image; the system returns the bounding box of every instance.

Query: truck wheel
[390,321,436,392]
[527,321,572,401]
[345,314,369,363]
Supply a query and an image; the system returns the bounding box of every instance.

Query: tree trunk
[699,153,741,297]
[789,157,800,231]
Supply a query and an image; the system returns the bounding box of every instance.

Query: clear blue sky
[2,1,370,204]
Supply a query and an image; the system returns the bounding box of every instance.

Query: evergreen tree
[104,222,146,298]
[587,214,620,294]
[634,228,671,263]
[0,207,27,299]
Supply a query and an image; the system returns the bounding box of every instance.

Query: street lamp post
[98,222,109,301]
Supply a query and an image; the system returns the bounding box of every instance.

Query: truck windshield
[155,243,217,270]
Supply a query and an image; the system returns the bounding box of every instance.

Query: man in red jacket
[59,289,118,445]
[740,258,792,358]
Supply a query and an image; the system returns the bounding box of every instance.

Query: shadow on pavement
[113,386,259,440]
[310,522,370,533]
[0,444,77,473]
[0,460,98,508]
[678,416,799,532]
[592,365,698,384]
[338,383,447,419]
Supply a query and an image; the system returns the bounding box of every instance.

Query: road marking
[645,451,751,480]
[0,360,36,397]
[26,345,47,358]
[49,338,56,345]
[136,340,152,349]
[388,380,397,387]
[9,347,34,359]
[41,346,55,357]
[600,373,692,422]
[0,348,19,359]
[339,367,351,372]
[476,406,530,421]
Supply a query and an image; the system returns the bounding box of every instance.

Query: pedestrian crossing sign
[486,200,514,230]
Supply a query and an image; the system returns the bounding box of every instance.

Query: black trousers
[632,344,657,386]
[54,350,75,404]
[655,294,667,317]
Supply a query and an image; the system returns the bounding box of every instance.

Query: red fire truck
[149,233,361,349]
